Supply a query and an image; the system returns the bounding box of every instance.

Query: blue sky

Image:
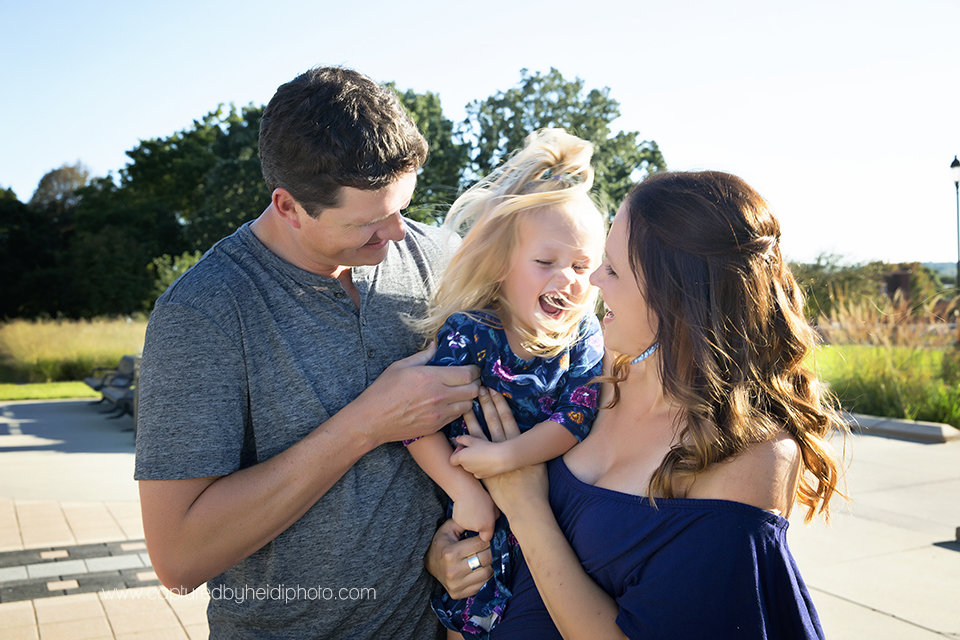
[2,0,959,264]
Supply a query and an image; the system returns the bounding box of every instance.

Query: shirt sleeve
[547,314,604,441]
[614,513,824,640]
[134,302,250,480]
[427,313,484,368]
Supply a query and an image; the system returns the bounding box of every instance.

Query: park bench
[84,355,137,392]
[85,355,140,421]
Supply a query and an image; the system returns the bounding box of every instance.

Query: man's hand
[425,519,494,600]
[353,343,480,447]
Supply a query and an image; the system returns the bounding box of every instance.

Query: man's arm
[141,345,479,593]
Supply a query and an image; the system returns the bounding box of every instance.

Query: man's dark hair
[258,66,427,216]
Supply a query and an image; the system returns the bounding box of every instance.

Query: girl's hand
[458,388,551,519]
[451,482,499,542]
[450,436,512,479]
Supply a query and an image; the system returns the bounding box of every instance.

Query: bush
[0,317,147,383]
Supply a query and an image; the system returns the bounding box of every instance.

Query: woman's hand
[453,388,550,521]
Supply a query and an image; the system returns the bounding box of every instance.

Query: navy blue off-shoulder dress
[491,458,825,640]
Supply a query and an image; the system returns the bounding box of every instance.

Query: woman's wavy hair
[613,170,845,522]
[409,128,605,357]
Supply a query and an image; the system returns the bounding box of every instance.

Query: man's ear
[272,188,303,229]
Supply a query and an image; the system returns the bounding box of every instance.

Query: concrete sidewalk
[0,399,958,638]
[787,415,960,639]
[0,399,208,640]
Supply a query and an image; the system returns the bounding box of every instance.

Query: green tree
[790,253,887,320]
[70,176,187,316]
[389,84,470,224]
[464,68,666,212]
[0,193,69,318]
[185,105,269,251]
[28,162,90,218]
[67,107,256,315]
[889,262,946,306]
[0,166,91,317]
[148,250,203,303]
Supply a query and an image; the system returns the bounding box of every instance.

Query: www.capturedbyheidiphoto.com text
[100,584,377,604]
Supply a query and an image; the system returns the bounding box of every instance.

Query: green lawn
[0,382,99,401]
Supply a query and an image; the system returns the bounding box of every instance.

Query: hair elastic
[630,343,659,365]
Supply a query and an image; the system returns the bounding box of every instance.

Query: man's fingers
[451,537,493,570]
[434,363,480,387]
[394,342,437,368]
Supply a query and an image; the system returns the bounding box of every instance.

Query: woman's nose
[589,267,602,287]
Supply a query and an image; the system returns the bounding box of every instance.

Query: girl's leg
[447,629,464,640]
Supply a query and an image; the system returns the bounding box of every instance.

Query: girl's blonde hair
[412,128,605,357]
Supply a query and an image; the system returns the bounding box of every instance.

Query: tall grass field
[0,297,958,430]
[814,344,960,428]
[0,318,147,384]
[812,290,960,428]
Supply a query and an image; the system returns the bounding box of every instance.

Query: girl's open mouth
[540,293,568,318]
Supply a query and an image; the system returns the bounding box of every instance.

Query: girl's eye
[573,264,589,273]
[535,260,552,266]
[604,263,617,277]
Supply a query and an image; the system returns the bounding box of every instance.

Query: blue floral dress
[426,311,604,639]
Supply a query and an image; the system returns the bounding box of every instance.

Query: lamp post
[950,156,960,289]
[952,157,960,345]
[953,156,960,288]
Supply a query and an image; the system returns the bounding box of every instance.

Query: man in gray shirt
[134,66,480,639]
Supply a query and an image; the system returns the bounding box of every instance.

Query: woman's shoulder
[686,431,802,517]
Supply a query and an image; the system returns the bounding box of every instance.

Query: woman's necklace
[630,342,659,365]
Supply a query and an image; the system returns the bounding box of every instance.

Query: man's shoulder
[154,230,251,309]
[398,219,458,261]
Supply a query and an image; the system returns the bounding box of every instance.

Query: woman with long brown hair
[428,170,845,639]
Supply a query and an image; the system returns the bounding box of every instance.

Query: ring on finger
[467,554,482,571]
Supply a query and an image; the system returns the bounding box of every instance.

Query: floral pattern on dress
[427,310,604,639]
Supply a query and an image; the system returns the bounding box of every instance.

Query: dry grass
[0,317,148,382]
[814,289,960,428]
[818,289,958,348]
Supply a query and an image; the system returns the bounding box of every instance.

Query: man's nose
[381,212,406,242]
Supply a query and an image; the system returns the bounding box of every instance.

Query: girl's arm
[450,419,577,478]
[467,390,628,639]
[407,432,498,541]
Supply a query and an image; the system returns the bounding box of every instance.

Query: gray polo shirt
[135,220,450,639]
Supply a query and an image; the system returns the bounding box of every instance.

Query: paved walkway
[0,399,208,640]
[0,399,958,638]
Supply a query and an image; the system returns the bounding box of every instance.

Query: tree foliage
[464,68,665,212]
[0,194,67,318]
[389,84,470,225]
[148,250,204,302]
[6,71,665,319]
[28,162,90,216]
[790,253,951,322]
